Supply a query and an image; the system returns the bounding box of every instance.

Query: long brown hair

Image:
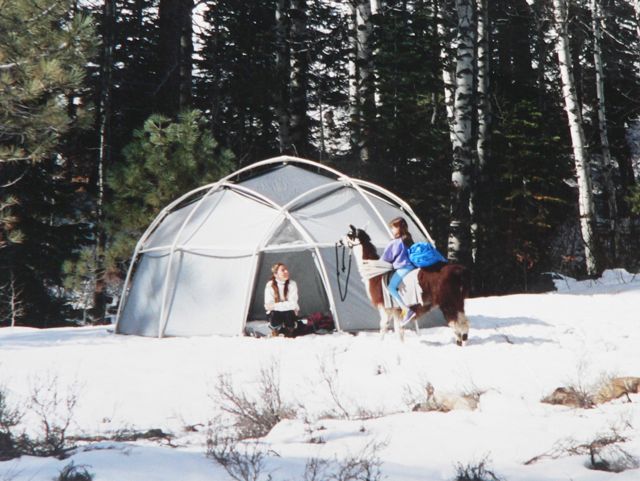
[389,217,413,248]
[270,262,289,302]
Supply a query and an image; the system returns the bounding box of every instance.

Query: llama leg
[448,312,470,346]
[392,309,405,342]
[379,306,390,338]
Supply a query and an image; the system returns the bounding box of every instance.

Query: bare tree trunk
[8,270,24,328]
[276,0,291,153]
[158,0,193,117]
[93,0,116,323]
[289,0,309,157]
[347,1,360,164]
[179,0,193,110]
[471,0,490,263]
[552,0,600,276]
[370,0,383,14]
[590,0,618,263]
[635,0,640,41]
[355,0,375,165]
[437,0,457,148]
[447,0,475,265]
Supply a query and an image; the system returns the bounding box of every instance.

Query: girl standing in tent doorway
[382,217,416,325]
[265,262,300,337]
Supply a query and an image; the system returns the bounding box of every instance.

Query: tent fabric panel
[317,247,380,331]
[181,189,279,249]
[237,164,334,206]
[116,253,168,336]
[292,187,389,244]
[144,190,225,249]
[364,193,429,243]
[163,252,254,336]
[248,250,331,321]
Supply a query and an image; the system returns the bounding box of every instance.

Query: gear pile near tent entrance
[115,156,436,338]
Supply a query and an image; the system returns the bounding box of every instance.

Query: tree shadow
[467,334,554,346]
[469,315,550,329]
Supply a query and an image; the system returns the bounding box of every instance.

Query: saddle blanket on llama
[359,259,423,308]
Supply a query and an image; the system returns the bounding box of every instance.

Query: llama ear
[363,221,370,232]
[349,224,356,234]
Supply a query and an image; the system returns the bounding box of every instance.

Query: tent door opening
[247,250,331,325]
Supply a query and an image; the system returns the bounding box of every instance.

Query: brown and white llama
[343,225,471,345]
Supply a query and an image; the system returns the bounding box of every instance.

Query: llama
[343,225,470,345]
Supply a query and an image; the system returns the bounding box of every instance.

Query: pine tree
[0,0,96,326]
[106,110,235,271]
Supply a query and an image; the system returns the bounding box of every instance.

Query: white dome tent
[115,156,435,337]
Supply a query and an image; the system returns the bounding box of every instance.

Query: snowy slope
[1,269,639,481]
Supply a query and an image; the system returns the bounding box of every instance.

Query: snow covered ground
[1,269,639,481]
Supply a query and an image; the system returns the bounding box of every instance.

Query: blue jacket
[382,238,413,270]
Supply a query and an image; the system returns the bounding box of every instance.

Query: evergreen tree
[0,0,96,326]
[195,0,280,162]
[105,110,234,271]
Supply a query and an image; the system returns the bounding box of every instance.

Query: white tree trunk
[635,0,640,41]
[471,0,490,263]
[475,0,490,174]
[552,0,599,276]
[590,0,618,258]
[437,0,457,148]
[8,270,23,328]
[447,0,475,264]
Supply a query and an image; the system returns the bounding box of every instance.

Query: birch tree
[437,0,458,148]
[590,0,619,260]
[447,0,476,265]
[472,0,490,263]
[552,0,600,276]
[635,0,640,41]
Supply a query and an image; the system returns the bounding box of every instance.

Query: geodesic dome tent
[115,156,435,337]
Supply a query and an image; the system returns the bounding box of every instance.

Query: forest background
[1,0,640,328]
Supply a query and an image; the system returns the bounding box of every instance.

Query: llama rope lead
[334,240,352,302]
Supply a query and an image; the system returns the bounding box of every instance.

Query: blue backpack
[408,242,448,268]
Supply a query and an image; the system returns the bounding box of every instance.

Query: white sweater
[264,279,299,313]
